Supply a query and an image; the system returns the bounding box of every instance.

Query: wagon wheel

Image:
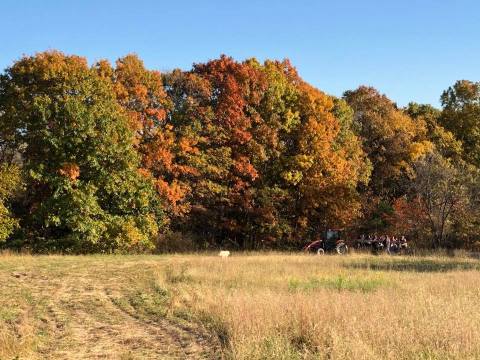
[316,248,325,255]
[336,244,348,255]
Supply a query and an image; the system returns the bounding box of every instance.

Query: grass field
[1,252,480,359]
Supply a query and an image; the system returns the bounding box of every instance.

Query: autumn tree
[343,87,433,234]
[166,56,268,248]
[161,68,215,232]
[440,80,480,167]
[7,51,476,251]
[289,83,370,240]
[0,51,163,252]
[412,152,474,248]
[161,57,370,248]
[344,86,432,198]
[385,196,428,245]
[405,102,462,159]
[95,55,198,225]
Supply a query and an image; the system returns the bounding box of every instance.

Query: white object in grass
[219,250,230,258]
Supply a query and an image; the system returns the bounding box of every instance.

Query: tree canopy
[0,52,163,252]
[0,51,479,251]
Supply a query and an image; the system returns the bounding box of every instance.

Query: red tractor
[303,229,348,255]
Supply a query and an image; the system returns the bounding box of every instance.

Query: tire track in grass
[15,264,220,359]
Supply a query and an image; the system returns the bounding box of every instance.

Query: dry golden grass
[0,253,216,359]
[1,251,480,359]
[160,253,480,359]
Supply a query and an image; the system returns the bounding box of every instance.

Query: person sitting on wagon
[392,235,398,247]
[381,235,387,247]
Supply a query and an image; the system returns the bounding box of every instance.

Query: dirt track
[3,259,219,359]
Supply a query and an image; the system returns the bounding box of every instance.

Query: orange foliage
[156,179,190,216]
[105,55,195,219]
[386,197,428,235]
[234,156,258,181]
[58,163,80,181]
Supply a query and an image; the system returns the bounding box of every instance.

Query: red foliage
[387,197,428,235]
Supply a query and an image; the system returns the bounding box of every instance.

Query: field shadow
[345,259,480,273]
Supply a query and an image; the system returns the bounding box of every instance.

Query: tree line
[0,51,479,252]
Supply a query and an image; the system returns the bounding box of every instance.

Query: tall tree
[344,87,432,198]
[181,55,268,248]
[96,55,194,221]
[0,51,163,252]
[291,83,370,238]
[440,80,480,167]
[163,57,370,247]
[413,152,473,248]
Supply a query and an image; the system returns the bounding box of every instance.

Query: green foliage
[288,275,388,293]
[0,51,164,252]
[0,164,22,242]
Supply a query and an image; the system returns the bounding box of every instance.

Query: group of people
[357,234,408,254]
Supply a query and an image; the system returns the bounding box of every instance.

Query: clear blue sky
[1,0,479,107]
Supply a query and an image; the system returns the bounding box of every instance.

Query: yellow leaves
[0,202,19,242]
[431,125,463,157]
[283,109,301,132]
[0,165,22,201]
[116,219,144,246]
[0,164,21,242]
[19,51,89,81]
[298,82,334,114]
[409,140,434,161]
[113,214,158,251]
[390,110,417,135]
[281,170,303,185]
[292,155,315,170]
[297,216,308,229]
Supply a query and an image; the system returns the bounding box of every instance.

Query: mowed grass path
[1,253,480,359]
